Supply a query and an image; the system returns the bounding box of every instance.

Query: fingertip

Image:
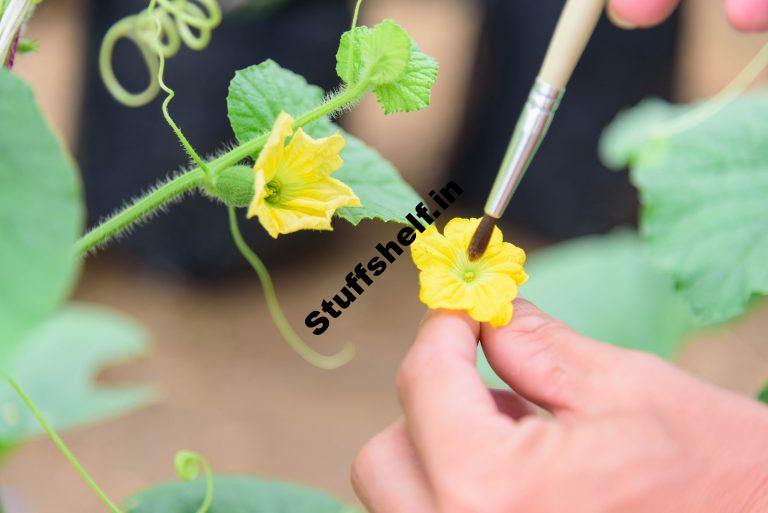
[608,0,680,28]
[418,309,480,350]
[482,297,567,341]
[726,0,768,31]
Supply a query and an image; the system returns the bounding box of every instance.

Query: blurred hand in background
[352,301,768,513]
[608,0,768,31]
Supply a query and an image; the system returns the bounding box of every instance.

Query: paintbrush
[467,0,608,261]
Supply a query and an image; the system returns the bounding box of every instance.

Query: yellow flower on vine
[411,218,528,327]
[247,112,361,238]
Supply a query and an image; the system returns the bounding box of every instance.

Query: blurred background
[2,0,768,511]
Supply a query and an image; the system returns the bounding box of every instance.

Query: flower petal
[254,112,294,182]
[283,175,361,210]
[246,169,268,219]
[282,129,345,183]
[488,302,514,328]
[418,268,473,310]
[411,225,458,271]
[443,217,503,250]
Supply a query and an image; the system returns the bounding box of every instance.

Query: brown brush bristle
[467,215,497,261]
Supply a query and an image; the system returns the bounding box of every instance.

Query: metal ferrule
[484,78,564,218]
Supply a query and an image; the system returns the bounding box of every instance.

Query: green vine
[4,374,214,513]
[76,79,369,255]
[5,374,124,513]
[654,41,768,138]
[148,0,213,177]
[228,207,355,369]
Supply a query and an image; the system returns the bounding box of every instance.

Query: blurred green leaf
[479,230,697,387]
[0,70,83,364]
[600,92,768,325]
[226,60,421,225]
[17,38,38,54]
[124,475,362,513]
[598,98,679,170]
[0,305,153,449]
[759,384,768,405]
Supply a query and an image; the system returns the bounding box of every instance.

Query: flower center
[463,270,476,283]
[265,181,281,204]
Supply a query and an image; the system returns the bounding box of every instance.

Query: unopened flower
[411,217,527,327]
[247,112,361,238]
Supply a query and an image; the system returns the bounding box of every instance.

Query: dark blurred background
[4,1,768,511]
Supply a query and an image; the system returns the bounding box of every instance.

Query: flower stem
[75,81,371,256]
[227,207,355,369]
[4,375,125,513]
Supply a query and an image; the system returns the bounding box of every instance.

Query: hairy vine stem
[228,207,355,369]
[75,80,370,255]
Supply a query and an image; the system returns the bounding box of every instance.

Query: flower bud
[214,165,254,208]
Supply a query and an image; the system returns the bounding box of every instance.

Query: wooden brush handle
[539,0,608,89]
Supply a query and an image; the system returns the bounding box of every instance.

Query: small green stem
[346,0,364,80]
[4,375,125,513]
[76,81,371,256]
[149,2,211,177]
[198,459,213,513]
[174,451,214,513]
[228,207,355,369]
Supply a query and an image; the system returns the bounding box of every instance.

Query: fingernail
[607,7,637,30]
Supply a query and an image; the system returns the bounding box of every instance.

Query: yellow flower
[247,112,361,238]
[411,217,528,327]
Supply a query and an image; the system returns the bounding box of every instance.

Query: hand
[352,300,768,513]
[608,0,768,31]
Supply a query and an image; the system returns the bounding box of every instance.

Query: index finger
[396,310,514,472]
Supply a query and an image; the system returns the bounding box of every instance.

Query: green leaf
[124,475,362,513]
[758,384,768,405]
[478,230,697,388]
[0,70,83,363]
[226,60,422,225]
[336,23,438,115]
[335,20,412,87]
[0,305,153,450]
[333,131,421,224]
[598,98,680,170]
[601,91,768,325]
[227,60,332,145]
[373,49,438,115]
[17,38,38,54]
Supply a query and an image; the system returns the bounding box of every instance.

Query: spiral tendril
[174,450,215,513]
[99,0,222,107]
[228,207,356,369]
